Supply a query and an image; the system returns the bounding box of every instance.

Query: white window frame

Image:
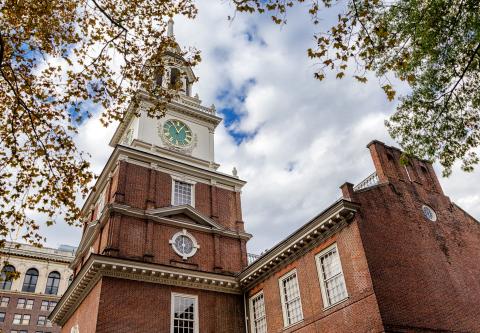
[170,293,199,333]
[315,243,349,309]
[0,297,9,307]
[249,291,267,333]
[278,269,303,328]
[171,176,196,207]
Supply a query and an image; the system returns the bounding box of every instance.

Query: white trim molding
[50,255,242,326]
[169,229,200,260]
[239,199,358,288]
[170,292,199,333]
[171,176,196,208]
[249,290,267,333]
[278,269,303,328]
[315,243,348,309]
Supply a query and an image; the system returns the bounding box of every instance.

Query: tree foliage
[1,0,479,246]
[0,0,199,246]
[233,0,480,176]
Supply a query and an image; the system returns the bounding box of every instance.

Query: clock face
[174,235,194,255]
[163,119,193,147]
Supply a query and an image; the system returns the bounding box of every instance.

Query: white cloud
[41,2,480,254]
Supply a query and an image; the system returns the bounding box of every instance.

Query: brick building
[50,20,480,333]
[0,242,75,333]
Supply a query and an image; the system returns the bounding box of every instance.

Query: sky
[39,2,480,254]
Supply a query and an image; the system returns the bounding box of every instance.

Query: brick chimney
[366,140,443,194]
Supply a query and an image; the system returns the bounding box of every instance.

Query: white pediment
[147,205,224,230]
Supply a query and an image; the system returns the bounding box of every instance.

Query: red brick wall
[109,215,245,273]
[75,160,248,274]
[353,142,480,332]
[0,292,62,333]
[94,276,245,333]
[246,221,384,333]
[61,280,101,333]
[105,161,241,232]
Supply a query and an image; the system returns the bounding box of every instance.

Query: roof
[238,199,360,288]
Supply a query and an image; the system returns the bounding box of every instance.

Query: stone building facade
[50,21,480,333]
[0,242,75,333]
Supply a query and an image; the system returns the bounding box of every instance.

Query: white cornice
[109,91,221,148]
[0,242,75,263]
[147,205,225,230]
[81,145,246,217]
[128,140,220,170]
[238,200,359,288]
[72,203,252,268]
[50,255,242,326]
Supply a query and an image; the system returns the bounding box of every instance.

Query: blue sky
[37,2,480,254]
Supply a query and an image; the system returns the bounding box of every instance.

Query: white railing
[178,95,216,115]
[354,172,379,191]
[247,253,260,265]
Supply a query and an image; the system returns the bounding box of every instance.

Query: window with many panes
[22,268,39,292]
[45,271,61,295]
[37,315,47,326]
[0,297,9,307]
[171,293,198,333]
[279,270,303,327]
[17,298,34,309]
[316,244,348,307]
[249,291,267,333]
[40,300,57,312]
[173,180,193,206]
[13,313,30,325]
[0,265,16,290]
[0,312,5,322]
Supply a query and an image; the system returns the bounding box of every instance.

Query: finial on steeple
[167,17,174,37]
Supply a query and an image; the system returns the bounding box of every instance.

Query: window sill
[322,297,349,312]
[282,319,304,331]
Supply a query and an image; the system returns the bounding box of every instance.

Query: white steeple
[167,17,174,37]
[109,19,222,170]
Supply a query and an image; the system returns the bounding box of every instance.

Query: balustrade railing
[247,253,260,265]
[353,172,380,191]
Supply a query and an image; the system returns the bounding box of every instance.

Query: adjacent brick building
[240,141,480,333]
[0,242,75,333]
[50,20,480,333]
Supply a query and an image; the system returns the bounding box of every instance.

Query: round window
[169,230,200,260]
[422,205,437,222]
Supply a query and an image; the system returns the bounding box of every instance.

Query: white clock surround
[169,229,200,260]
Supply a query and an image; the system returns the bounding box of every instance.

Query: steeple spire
[167,17,174,37]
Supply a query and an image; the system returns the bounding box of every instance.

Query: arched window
[0,265,16,290]
[45,271,61,295]
[22,268,39,292]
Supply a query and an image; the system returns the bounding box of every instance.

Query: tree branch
[91,0,128,32]
[0,33,4,69]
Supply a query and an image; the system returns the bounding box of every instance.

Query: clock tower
[52,19,250,333]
